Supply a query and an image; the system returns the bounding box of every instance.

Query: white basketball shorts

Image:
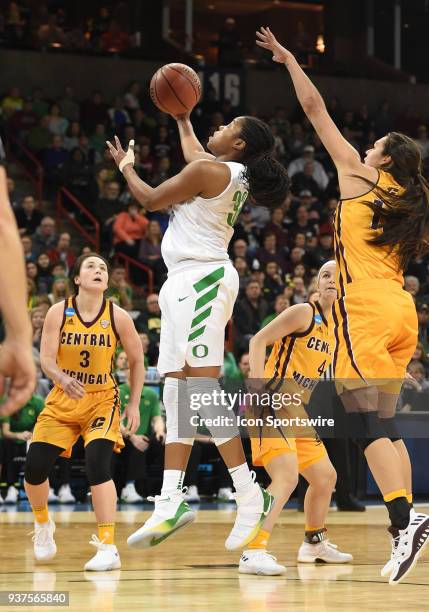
[157,262,239,375]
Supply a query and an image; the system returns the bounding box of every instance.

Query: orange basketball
[150,63,201,115]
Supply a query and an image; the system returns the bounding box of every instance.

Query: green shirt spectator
[3,395,44,444]
[120,384,163,438]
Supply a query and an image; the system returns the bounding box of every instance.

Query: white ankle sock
[161,470,185,496]
[228,462,255,495]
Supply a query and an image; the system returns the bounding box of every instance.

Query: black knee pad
[349,411,387,453]
[24,442,64,485]
[381,416,401,443]
[85,439,114,486]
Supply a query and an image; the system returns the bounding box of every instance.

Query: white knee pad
[186,377,240,446]
[163,377,196,445]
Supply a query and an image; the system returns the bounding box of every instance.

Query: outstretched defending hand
[106,136,135,173]
[256,26,292,64]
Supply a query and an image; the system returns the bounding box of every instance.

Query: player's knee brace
[349,411,387,453]
[164,377,196,445]
[381,416,401,443]
[24,442,64,485]
[187,377,239,445]
[85,439,114,486]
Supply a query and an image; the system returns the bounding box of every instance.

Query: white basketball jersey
[161,161,248,273]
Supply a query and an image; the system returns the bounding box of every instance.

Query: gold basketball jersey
[333,169,403,297]
[57,297,119,392]
[264,301,331,405]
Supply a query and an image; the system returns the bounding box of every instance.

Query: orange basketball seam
[167,65,201,106]
[160,66,189,112]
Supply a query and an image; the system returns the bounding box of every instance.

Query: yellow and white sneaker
[84,535,121,571]
[239,550,286,576]
[127,490,196,549]
[225,478,274,551]
[30,517,57,562]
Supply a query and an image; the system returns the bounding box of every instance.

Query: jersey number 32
[227,190,248,228]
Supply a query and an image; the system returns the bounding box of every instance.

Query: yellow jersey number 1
[227,190,248,227]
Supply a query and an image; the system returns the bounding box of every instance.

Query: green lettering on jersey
[227,190,248,227]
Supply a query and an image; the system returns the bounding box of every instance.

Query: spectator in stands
[46,103,68,137]
[399,360,429,412]
[47,232,76,274]
[256,232,287,273]
[138,220,166,288]
[233,205,260,248]
[63,147,92,201]
[123,81,141,111]
[288,145,329,191]
[151,156,173,187]
[26,259,39,284]
[415,125,429,160]
[1,86,23,117]
[101,19,130,53]
[373,99,394,136]
[135,294,161,350]
[43,135,69,195]
[9,98,38,137]
[312,231,334,266]
[217,17,242,67]
[48,275,71,305]
[153,126,172,159]
[36,14,65,48]
[105,265,133,310]
[26,115,52,154]
[412,341,429,377]
[108,97,131,130]
[89,123,107,157]
[63,121,81,151]
[290,275,308,304]
[58,85,80,122]
[114,350,129,385]
[36,252,53,294]
[1,393,45,504]
[234,280,270,355]
[118,371,165,502]
[234,256,251,294]
[32,216,58,254]
[14,195,44,236]
[22,235,37,262]
[6,176,20,209]
[417,302,429,350]
[263,261,285,303]
[291,165,321,199]
[81,91,109,132]
[113,202,149,258]
[263,206,289,249]
[31,306,46,352]
[261,294,290,328]
[404,275,420,297]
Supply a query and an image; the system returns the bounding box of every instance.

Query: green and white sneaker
[225,478,274,551]
[127,490,196,549]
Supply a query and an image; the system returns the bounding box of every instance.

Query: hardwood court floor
[1,504,428,611]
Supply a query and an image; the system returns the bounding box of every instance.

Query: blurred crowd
[0,2,137,53]
[2,76,429,504]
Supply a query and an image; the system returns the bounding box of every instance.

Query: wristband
[119,139,135,173]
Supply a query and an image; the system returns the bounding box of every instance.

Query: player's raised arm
[174,112,215,163]
[256,27,364,173]
[113,305,145,435]
[107,136,229,211]
[0,166,36,415]
[249,303,313,378]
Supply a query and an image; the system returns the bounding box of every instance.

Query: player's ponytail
[238,116,290,209]
[365,132,429,270]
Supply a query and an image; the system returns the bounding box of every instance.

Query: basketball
[150,63,201,115]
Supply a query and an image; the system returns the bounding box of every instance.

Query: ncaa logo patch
[314,314,323,325]
[65,307,75,317]
[100,319,110,329]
